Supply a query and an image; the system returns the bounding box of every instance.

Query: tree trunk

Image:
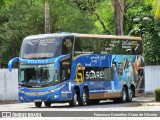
[45,0,50,33]
[112,0,124,35]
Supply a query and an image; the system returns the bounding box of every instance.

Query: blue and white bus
[8,33,144,107]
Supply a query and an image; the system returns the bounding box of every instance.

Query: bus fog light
[19,90,25,93]
[53,95,59,99]
[20,97,24,100]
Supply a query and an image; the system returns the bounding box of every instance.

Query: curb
[0,100,19,105]
[140,101,160,106]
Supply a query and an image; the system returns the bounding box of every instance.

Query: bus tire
[79,89,88,106]
[44,102,51,107]
[69,89,78,107]
[120,87,127,103]
[127,87,133,102]
[113,87,127,103]
[131,86,135,97]
[88,100,100,105]
[113,98,119,103]
[35,102,42,108]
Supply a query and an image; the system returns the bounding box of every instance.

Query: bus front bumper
[18,90,72,103]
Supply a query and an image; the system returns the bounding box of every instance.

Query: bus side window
[61,68,70,82]
[132,47,136,55]
[61,38,73,55]
[62,45,70,54]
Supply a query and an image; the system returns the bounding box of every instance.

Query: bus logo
[27,60,48,64]
[75,63,85,84]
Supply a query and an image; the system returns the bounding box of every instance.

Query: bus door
[60,36,74,82]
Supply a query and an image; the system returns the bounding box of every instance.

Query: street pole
[45,0,50,34]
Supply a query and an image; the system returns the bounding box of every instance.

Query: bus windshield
[19,37,62,59]
[18,64,59,87]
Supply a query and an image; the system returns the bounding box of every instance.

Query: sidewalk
[0,100,19,105]
[137,93,160,106]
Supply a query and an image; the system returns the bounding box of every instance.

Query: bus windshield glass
[18,64,59,87]
[19,37,62,59]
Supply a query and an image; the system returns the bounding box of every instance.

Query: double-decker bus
[8,33,144,107]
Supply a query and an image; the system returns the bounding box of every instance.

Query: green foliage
[153,0,160,20]
[69,0,114,34]
[155,88,160,102]
[0,0,99,67]
[0,0,160,67]
[50,0,95,33]
[124,0,153,35]
[0,0,45,66]
[143,19,160,65]
[0,0,12,9]
[124,0,160,65]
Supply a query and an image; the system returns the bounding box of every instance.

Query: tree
[0,0,12,9]
[70,0,112,34]
[153,0,160,20]
[45,0,50,33]
[0,0,97,67]
[0,0,45,67]
[143,19,160,65]
[112,0,124,35]
[0,0,159,67]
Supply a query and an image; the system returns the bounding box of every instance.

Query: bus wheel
[79,89,88,106]
[113,98,119,103]
[88,100,100,105]
[35,102,42,108]
[127,88,133,102]
[113,87,127,103]
[44,102,51,107]
[120,87,127,103]
[69,89,78,107]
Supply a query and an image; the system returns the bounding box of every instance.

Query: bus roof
[24,33,142,41]
[24,32,75,40]
[75,34,142,40]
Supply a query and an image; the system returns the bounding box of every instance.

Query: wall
[0,69,18,101]
[145,66,160,93]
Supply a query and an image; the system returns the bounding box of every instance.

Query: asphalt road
[0,97,158,111]
[0,97,160,120]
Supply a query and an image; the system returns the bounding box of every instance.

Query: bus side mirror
[8,57,19,72]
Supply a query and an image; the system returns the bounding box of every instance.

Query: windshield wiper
[19,83,32,87]
[41,82,57,87]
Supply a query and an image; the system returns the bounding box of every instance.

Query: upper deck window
[20,37,62,59]
[74,37,143,56]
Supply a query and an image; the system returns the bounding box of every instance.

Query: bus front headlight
[49,89,55,92]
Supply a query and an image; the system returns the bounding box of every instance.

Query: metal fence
[0,66,159,101]
[0,69,18,101]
